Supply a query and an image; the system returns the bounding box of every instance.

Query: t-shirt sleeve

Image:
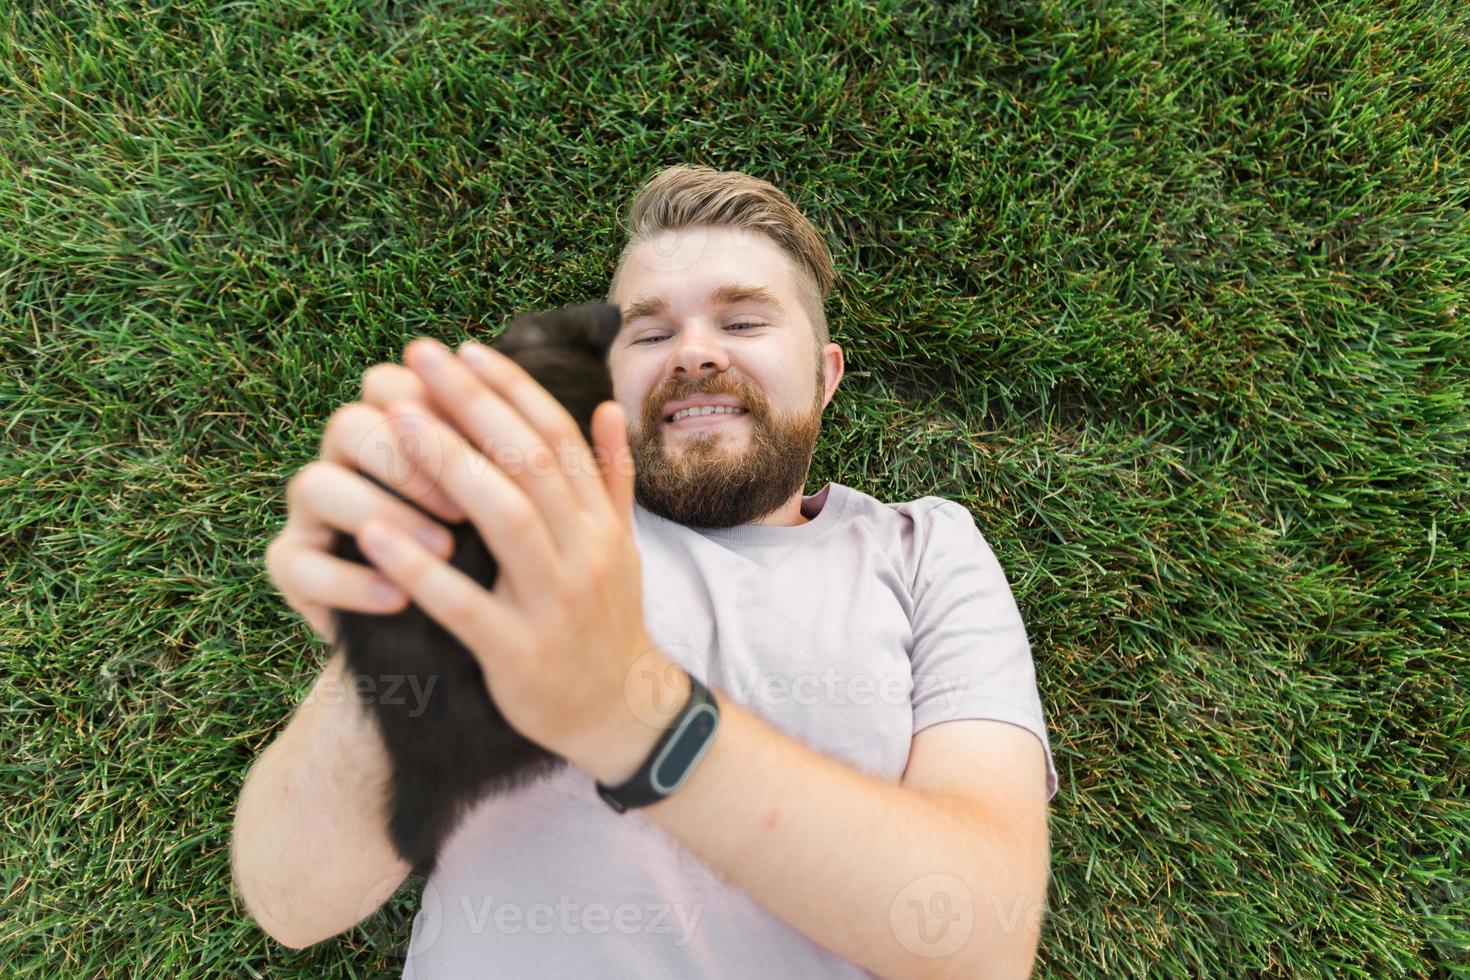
[908,500,1059,801]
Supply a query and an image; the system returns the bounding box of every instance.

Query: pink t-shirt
[401,481,1058,978]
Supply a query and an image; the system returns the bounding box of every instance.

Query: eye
[633,323,765,345]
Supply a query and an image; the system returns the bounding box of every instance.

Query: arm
[576,500,1054,979]
[241,357,467,947]
[585,669,1052,980]
[342,342,1051,974]
[230,650,412,949]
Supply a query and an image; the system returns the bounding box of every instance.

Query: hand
[354,337,680,779]
[264,362,467,645]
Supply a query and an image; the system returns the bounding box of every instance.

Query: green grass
[2,0,1466,975]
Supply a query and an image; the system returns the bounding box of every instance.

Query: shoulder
[815,485,998,587]
[859,491,994,591]
[866,489,982,538]
[838,485,974,541]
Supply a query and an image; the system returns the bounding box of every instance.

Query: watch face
[651,703,720,794]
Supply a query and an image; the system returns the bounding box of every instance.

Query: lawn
[1,0,1466,976]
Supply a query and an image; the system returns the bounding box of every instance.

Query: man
[235,165,1059,979]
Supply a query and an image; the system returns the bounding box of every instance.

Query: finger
[592,400,635,531]
[266,530,412,617]
[356,518,531,674]
[298,599,341,644]
[283,459,460,561]
[455,340,615,527]
[320,401,467,524]
[384,404,566,616]
[403,338,585,558]
[360,362,430,409]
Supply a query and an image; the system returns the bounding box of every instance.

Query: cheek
[608,361,639,408]
[612,368,658,422]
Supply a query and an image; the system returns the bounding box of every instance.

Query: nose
[667,321,731,380]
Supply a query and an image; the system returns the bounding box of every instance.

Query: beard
[629,356,826,529]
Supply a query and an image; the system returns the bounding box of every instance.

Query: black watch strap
[595,670,720,814]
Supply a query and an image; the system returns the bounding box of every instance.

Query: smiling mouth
[664,409,750,426]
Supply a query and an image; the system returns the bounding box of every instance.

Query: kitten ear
[540,302,621,357]
[497,314,550,350]
[495,302,621,358]
[578,302,622,356]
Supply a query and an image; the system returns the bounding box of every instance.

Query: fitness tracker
[595,670,720,814]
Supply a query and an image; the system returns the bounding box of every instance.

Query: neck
[748,487,812,527]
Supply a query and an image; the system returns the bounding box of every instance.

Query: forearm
[586,678,1044,980]
[230,650,411,949]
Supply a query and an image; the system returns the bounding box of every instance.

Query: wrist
[574,652,692,786]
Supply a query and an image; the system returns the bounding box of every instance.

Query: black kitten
[329,302,621,879]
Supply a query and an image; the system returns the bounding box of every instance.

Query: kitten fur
[328,302,621,879]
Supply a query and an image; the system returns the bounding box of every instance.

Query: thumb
[593,400,635,528]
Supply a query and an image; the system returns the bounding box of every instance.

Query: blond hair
[607,165,836,351]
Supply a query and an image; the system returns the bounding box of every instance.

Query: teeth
[669,406,747,422]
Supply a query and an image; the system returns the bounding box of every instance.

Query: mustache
[647,383,758,417]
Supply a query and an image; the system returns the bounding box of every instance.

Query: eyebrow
[620,283,787,327]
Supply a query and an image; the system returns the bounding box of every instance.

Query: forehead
[621,282,788,326]
[614,226,802,314]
